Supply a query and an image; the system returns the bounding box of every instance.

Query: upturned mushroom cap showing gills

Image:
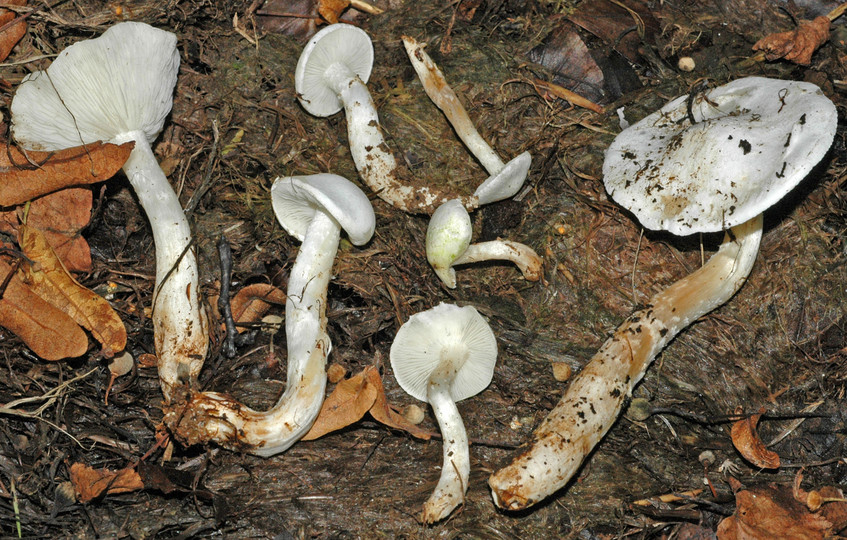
[10,22,208,403]
[391,303,497,523]
[603,77,837,236]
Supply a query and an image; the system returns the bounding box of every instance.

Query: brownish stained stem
[489,215,763,510]
[453,240,543,282]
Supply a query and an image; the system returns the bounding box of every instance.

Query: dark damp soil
[1,0,846,538]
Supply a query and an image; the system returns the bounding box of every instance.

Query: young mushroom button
[295,24,473,214]
[10,22,208,403]
[489,77,837,510]
[427,199,542,288]
[390,303,498,524]
[166,174,375,457]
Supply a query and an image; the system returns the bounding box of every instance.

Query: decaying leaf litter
[1,0,846,537]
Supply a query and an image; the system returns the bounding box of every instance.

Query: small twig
[218,235,238,358]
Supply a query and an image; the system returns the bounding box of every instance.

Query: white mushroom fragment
[390,303,498,523]
[489,77,837,510]
[295,24,474,214]
[402,35,532,206]
[427,199,542,288]
[10,22,208,402]
[167,174,375,456]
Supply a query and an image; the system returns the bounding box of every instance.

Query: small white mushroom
[390,303,498,523]
[167,174,375,456]
[10,22,208,402]
[489,77,837,510]
[295,24,475,214]
[401,35,532,206]
[426,199,542,288]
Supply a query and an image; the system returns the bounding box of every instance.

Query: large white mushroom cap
[271,173,376,246]
[11,21,179,150]
[295,24,374,117]
[390,303,497,403]
[603,77,837,236]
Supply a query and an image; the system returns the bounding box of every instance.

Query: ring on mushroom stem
[390,303,498,524]
[489,76,837,510]
[9,22,208,402]
[165,173,375,457]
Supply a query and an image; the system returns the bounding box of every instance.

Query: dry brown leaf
[302,366,379,440]
[0,259,88,360]
[0,1,27,63]
[730,408,780,469]
[228,283,286,333]
[318,0,349,23]
[367,367,434,440]
[717,482,836,540]
[0,141,133,206]
[0,188,94,272]
[18,223,127,357]
[303,366,436,441]
[69,462,144,503]
[753,16,830,66]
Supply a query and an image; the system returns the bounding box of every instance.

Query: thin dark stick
[217,236,238,358]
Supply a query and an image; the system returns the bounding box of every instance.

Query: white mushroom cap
[11,22,179,150]
[473,151,532,206]
[603,77,837,236]
[390,303,497,403]
[295,24,374,117]
[426,199,472,287]
[271,173,376,246]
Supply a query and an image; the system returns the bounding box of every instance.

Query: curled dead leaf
[0,259,88,360]
[18,223,127,357]
[0,141,133,206]
[69,462,144,503]
[0,1,27,63]
[227,283,286,333]
[752,16,830,66]
[730,407,780,470]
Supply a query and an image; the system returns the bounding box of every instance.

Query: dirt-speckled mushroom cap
[603,77,836,236]
[390,303,497,403]
[294,24,374,117]
[271,174,375,245]
[11,22,179,150]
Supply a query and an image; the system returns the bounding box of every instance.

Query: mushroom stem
[424,365,471,523]
[115,132,208,402]
[328,67,476,214]
[453,240,543,283]
[167,211,339,457]
[489,214,763,510]
[402,36,503,174]
[402,35,531,205]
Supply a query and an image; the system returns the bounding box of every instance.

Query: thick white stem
[168,212,339,456]
[326,64,474,214]
[489,215,763,510]
[453,240,543,282]
[424,376,470,523]
[117,132,208,402]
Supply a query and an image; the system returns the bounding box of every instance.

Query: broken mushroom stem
[489,215,763,510]
[401,35,531,206]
